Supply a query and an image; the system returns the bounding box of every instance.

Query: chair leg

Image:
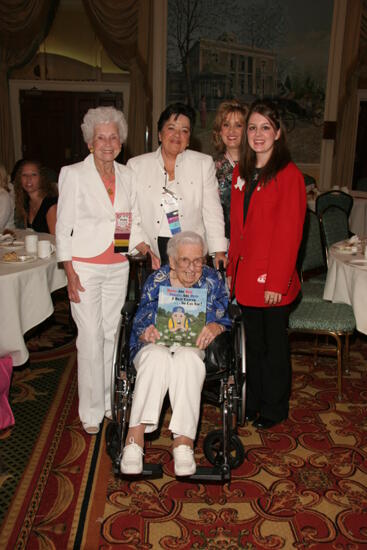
[343,334,350,374]
[313,334,319,366]
[335,334,342,401]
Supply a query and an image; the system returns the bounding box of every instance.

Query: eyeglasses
[176,256,206,269]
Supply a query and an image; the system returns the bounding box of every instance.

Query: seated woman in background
[0,163,15,232]
[212,100,248,238]
[120,231,231,477]
[14,160,57,234]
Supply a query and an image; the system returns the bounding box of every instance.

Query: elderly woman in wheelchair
[119,231,232,477]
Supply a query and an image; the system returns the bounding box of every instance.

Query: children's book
[156,286,207,347]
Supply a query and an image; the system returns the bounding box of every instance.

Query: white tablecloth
[323,242,367,335]
[307,190,367,237]
[0,231,67,365]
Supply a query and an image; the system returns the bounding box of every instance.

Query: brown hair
[14,160,57,226]
[239,99,291,186]
[212,99,248,154]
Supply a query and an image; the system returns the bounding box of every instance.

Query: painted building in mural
[168,33,277,110]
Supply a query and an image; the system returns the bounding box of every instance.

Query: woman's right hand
[136,241,161,270]
[64,261,85,303]
[140,324,160,344]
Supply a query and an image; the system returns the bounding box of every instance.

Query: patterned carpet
[0,329,366,548]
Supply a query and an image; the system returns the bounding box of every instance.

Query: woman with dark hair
[227,99,306,429]
[14,160,57,234]
[212,100,248,238]
[127,102,227,266]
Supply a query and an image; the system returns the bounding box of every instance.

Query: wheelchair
[105,256,247,483]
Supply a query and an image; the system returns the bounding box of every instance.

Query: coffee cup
[37,240,55,259]
[25,234,38,255]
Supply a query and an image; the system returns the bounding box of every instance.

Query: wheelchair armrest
[205,331,231,375]
[121,300,138,317]
[228,303,242,321]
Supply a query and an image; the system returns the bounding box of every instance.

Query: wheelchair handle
[217,259,225,278]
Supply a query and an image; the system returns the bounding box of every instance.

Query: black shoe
[253,416,284,429]
[245,410,258,422]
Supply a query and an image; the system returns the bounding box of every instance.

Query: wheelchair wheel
[203,429,245,469]
[233,319,246,427]
[111,316,125,421]
[105,421,121,473]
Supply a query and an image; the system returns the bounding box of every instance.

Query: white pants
[71,261,129,425]
[129,343,206,440]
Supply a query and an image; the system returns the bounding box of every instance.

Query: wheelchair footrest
[187,465,231,482]
[119,462,163,479]
[142,463,163,478]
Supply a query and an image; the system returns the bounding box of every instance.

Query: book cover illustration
[156,286,207,347]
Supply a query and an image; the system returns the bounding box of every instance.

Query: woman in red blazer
[227,99,306,429]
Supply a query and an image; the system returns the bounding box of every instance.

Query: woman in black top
[14,160,57,234]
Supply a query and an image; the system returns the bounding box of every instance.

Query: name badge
[162,190,181,235]
[114,211,131,253]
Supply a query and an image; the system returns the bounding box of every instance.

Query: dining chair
[315,190,353,217]
[297,209,327,303]
[355,177,367,192]
[320,205,350,254]
[303,173,316,188]
[288,298,356,401]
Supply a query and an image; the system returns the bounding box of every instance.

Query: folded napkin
[0,233,13,242]
[347,235,360,244]
[334,236,359,253]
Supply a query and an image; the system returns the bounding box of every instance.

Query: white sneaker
[120,437,144,475]
[173,445,196,476]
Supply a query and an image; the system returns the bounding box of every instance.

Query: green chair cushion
[289,300,356,332]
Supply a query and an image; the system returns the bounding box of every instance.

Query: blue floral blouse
[130,264,232,360]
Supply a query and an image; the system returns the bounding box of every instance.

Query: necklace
[101,173,115,196]
[225,151,239,168]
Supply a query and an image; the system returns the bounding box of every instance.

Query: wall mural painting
[167,0,334,164]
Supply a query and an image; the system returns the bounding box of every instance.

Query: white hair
[81,106,128,144]
[167,231,208,258]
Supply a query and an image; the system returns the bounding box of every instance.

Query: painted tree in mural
[167,0,238,107]
[167,0,205,107]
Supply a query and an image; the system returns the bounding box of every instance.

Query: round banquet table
[0,230,67,366]
[323,240,367,335]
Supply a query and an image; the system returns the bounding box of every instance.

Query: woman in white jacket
[56,107,158,435]
[127,103,227,267]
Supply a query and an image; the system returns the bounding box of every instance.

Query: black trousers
[240,304,292,422]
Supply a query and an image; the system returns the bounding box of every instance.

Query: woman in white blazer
[127,103,227,267]
[56,107,159,435]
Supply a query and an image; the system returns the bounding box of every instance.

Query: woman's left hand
[197,322,224,350]
[264,290,282,305]
[214,251,228,269]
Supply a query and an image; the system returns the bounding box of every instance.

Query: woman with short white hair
[56,106,158,435]
[120,231,231,477]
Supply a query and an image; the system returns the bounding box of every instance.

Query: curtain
[0,1,58,172]
[332,1,364,188]
[82,0,154,159]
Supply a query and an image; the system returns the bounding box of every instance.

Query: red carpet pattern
[94,345,367,549]
[0,339,366,549]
